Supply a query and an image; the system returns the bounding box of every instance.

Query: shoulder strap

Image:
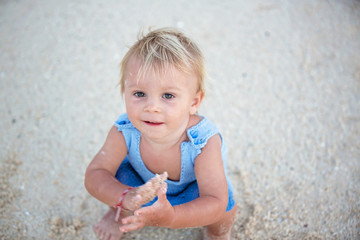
[187,116,219,151]
[114,113,134,130]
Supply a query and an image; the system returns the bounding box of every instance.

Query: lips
[144,121,164,126]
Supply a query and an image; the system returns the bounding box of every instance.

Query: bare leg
[204,204,237,240]
[93,173,168,240]
[93,208,123,240]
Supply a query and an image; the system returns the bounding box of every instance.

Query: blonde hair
[120,28,205,94]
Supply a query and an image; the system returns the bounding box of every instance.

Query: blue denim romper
[114,113,235,212]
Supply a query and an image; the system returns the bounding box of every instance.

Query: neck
[141,131,187,152]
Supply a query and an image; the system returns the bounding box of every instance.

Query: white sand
[0,0,359,239]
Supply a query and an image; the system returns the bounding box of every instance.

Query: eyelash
[133,92,175,99]
[134,92,145,97]
[162,93,174,99]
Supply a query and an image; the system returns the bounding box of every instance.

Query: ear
[190,90,204,115]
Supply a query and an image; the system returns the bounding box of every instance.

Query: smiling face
[124,56,204,144]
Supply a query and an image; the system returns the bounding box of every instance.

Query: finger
[134,205,153,217]
[149,172,167,186]
[122,214,143,225]
[138,181,152,193]
[160,182,167,193]
[138,181,155,195]
[159,172,168,181]
[157,182,168,200]
[120,222,144,233]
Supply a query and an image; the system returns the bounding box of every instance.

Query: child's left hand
[120,182,175,232]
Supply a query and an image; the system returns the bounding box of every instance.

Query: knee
[204,204,237,240]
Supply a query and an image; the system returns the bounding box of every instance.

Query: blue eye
[134,92,145,97]
[163,93,174,99]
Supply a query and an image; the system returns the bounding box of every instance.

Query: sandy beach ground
[1,1,359,239]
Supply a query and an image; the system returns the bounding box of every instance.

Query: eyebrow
[125,79,183,92]
[161,86,182,92]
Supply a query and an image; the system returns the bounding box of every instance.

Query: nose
[144,98,161,113]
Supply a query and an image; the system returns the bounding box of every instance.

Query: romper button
[190,130,198,138]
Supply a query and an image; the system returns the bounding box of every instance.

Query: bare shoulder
[101,126,127,158]
[88,126,127,175]
[105,126,126,145]
[199,133,222,157]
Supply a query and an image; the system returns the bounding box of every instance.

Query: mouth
[144,121,164,126]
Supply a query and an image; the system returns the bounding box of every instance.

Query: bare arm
[84,126,129,206]
[123,134,229,231]
[169,134,228,228]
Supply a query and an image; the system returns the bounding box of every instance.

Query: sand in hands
[93,172,168,240]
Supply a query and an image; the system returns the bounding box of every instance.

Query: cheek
[125,95,142,108]
[125,100,140,116]
[166,101,191,117]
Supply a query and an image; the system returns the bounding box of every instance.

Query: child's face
[124,57,203,143]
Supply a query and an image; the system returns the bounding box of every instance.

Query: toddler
[85,28,237,240]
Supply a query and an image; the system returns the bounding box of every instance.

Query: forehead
[125,56,197,90]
